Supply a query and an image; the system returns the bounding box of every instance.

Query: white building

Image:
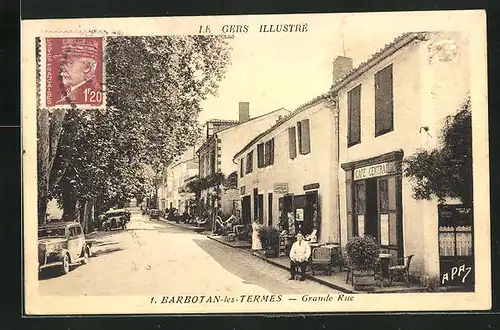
[158,146,199,213]
[232,56,352,242]
[336,31,472,280]
[196,103,290,218]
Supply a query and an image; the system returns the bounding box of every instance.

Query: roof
[233,32,431,160]
[329,32,430,92]
[197,107,290,153]
[206,119,239,124]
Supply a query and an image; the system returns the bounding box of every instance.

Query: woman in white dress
[251,221,262,250]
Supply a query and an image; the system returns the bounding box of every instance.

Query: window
[378,179,389,213]
[257,143,265,168]
[246,151,253,174]
[348,84,361,146]
[264,138,275,166]
[288,127,297,159]
[297,119,311,155]
[75,226,82,235]
[375,64,394,136]
[240,158,244,177]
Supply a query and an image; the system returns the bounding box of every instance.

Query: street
[38,210,338,296]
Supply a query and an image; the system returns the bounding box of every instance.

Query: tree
[403,96,472,205]
[39,35,232,229]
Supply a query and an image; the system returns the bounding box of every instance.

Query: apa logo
[441,264,472,284]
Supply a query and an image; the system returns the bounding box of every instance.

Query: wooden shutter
[297,121,303,154]
[375,64,394,136]
[348,85,361,146]
[270,138,275,165]
[300,119,311,154]
[257,143,264,168]
[346,181,353,239]
[288,127,297,159]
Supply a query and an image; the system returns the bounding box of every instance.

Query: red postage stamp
[44,37,104,107]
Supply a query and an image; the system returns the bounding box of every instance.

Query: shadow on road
[91,246,125,257]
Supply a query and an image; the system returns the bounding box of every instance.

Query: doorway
[304,191,319,236]
[242,196,251,225]
[365,178,378,241]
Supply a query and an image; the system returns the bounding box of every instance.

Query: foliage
[185,172,225,195]
[403,96,472,205]
[345,236,379,272]
[39,35,232,224]
[257,226,280,250]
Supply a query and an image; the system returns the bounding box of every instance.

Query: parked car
[38,222,91,275]
[101,209,128,231]
[149,209,161,220]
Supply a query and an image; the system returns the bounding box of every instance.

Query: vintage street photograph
[22,10,490,314]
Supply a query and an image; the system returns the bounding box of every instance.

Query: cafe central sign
[354,161,397,181]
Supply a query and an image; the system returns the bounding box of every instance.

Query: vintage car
[149,208,161,220]
[38,222,91,275]
[101,209,128,231]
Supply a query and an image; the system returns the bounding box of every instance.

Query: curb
[251,251,356,294]
[157,218,206,233]
[207,235,355,293]
[206,235,252,249]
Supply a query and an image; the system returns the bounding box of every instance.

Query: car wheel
[81,247,89,265]
[61,253,70,275]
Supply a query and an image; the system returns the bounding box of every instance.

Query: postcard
[21,10,490,315]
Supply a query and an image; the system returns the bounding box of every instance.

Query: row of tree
[37,35,232,232]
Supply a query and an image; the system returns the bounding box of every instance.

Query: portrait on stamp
[45,37,103,107]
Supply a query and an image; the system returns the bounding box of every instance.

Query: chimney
[332,56,353,84]
[239,102,250,123]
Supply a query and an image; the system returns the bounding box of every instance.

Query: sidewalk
[207,235,428,294]
[157,217,208,233]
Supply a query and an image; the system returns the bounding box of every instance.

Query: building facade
[196,103,290,218]
[336,32,471,279]
[158,146,199,213]
[233,97,341,244]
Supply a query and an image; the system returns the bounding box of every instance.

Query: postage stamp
[21,10,490,315]
[41,37,104,108]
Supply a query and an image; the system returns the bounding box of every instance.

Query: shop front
[341,151,404,260]
[278,183,321,239]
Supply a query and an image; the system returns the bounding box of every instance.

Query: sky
[197,11,478,123]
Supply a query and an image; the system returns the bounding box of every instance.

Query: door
[67,226,80,260]
[267,193,273,227]
[242,196,251,225]
[304,191,318,236]
[365,178,378,241]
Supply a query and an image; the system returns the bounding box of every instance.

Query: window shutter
[348,85,361,146]
[297,121,303,154]
[264,141,269,166]
[270,138,275,165]
[288,127,297,159]
[375,64,394,136]
[257,143,264,168]
[300,119,311,154]
[240,158,244,177]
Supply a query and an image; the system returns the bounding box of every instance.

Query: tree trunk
[61,178,79,221]
[37,109,50,225]
[37,108,67,225]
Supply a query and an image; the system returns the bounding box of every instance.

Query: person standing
[289,232,311,281]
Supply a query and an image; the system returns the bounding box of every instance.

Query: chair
[342,252,354,285]
[310,247,332,276]
[389,254,414,287]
